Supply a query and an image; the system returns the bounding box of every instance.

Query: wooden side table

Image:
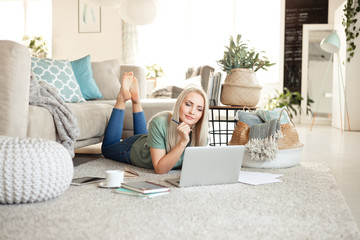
[208,106,256,146]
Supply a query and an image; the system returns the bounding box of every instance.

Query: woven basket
[228,121,250,145]
[220,68,262,107]
[220,84,262,106]
[277,108,303,150]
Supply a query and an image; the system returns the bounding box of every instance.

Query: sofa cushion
[27,105,57,141]
[95,98,176,139]
[28,102,113,144]
[27,103,113,147]
[66,102,113,141]
[91,59,121,100]
[31,57,85,103]
[70,55,103,100]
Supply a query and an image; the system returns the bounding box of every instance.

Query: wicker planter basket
[220,68,262,107]
[221,84,262,106]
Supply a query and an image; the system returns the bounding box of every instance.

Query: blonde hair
[148,86,209,152]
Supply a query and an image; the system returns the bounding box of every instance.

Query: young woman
[101,72,209,174]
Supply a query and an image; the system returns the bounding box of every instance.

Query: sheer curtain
[121,20,138,64]
[137,0,190,83]
[0,0,24,42]
[137,0,282,85]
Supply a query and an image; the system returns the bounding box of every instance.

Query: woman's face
[179,91,204,127]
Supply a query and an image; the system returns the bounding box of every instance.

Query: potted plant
[265,88,314,119]
[217,34,275,106]
[146,63,164,80]
[145,63,164,95]
[22,35,48,58]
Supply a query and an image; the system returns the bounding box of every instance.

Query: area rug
[0,159,359,240]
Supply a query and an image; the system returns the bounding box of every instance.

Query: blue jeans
[101,108,148,164]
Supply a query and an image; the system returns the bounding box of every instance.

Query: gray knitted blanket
[245,119,282,161]
[29,75,79,158]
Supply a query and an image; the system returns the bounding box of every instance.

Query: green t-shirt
[129,113,190,169]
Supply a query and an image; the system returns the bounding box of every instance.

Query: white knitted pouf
[0,136,74,204]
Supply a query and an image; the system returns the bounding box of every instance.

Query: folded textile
[151,86,172,98]
[256,107,291,124]
[245,119,282,161]
[29,75,80,158]
[235,110,264,127]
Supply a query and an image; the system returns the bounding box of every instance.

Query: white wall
[333,2,360,131]
[50,0,341,106]
[52,0,122,61]
[328,0,346,24]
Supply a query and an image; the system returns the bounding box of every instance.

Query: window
[0,0,24,42]
[137,0,281,85]
[0,0,52,55]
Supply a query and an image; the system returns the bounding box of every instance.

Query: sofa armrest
[120,65,146,99]
[0,40,31,137]
[185,65,215,94]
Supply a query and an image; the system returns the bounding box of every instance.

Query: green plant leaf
[217,34,275,72]
[343,0,360,62]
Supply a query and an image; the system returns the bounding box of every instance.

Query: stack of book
[114,181,170,199]
[207,72,223,106]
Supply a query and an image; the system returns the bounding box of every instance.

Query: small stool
[0,136,73,204]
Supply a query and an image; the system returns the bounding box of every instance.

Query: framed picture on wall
[78,0,101,33]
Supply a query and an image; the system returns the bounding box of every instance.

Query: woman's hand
[177,122,192,144]
[150,122,191,174]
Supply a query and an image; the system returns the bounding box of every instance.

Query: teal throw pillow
[256,106,291,124]
[31,57,86,103]
[70,55,103,100]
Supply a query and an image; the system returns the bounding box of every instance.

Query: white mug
[105,170,124,187]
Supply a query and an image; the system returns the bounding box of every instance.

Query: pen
[171,118,180,125]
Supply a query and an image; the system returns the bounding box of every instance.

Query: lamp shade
[99,0,124,7]
[119,0,157,25]
[320,31,340,53]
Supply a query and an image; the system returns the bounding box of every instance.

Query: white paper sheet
[238,171,283,185]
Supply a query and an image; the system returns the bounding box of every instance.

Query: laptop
[166,145,245,188]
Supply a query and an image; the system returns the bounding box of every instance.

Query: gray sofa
[150,65,215,99]
[0,40,176,151]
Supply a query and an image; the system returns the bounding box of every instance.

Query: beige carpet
[1,159,359,240]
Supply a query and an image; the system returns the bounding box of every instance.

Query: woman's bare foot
[114,72,133,109]
[118,72,133,101]
[130,76,140,104]
[130,76,143,113]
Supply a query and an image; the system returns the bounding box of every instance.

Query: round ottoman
[0,136,73,204]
